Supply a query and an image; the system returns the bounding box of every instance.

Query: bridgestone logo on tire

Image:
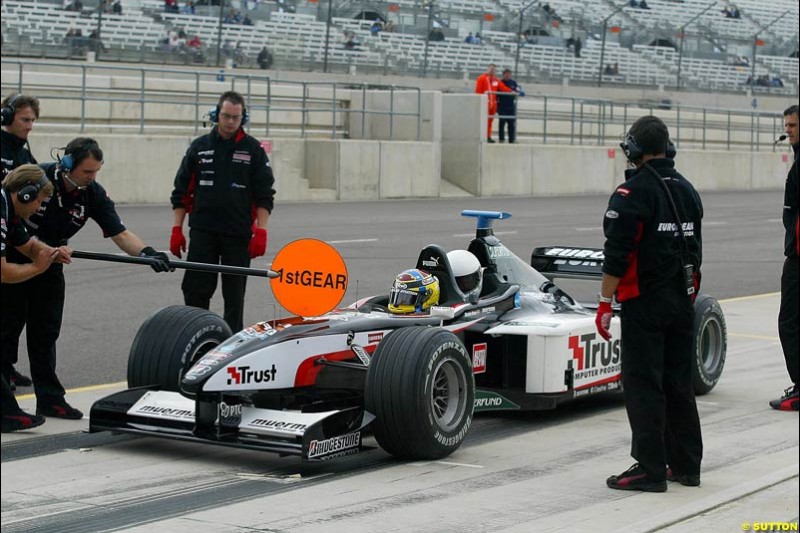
[308,432,361,458]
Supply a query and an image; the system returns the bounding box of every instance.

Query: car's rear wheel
[365,326,474,460]
[692,294,727,395]
[128,306,232,392]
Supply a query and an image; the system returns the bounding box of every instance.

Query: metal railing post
[389,85,395,140]
[676,106,681,147]
[579,101,584,145]
[416,88,422,141]
[542,95,548,144]
[332,82,337,139]
[80,65,87,133]
[139,68,145,134]
[301,82,307,138]
[702,108,706,149]
[246,75,252,134]
[361,84,367,138]
[17,62,23,92]
[194,72,200,135]
[570,98,575,145]
[266,77,271,137]
[727,111,731,150]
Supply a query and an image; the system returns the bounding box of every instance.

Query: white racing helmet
[447,249,483,300]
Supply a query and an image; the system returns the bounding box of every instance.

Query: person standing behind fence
[770,104,799,411]
[475,64,514,143]
[169,91,275,333]
[497,69,525,144]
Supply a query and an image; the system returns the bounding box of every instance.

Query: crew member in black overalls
[170,91,275,333]
[0,138,171,420]
[497,69,524,144]
[596,115,704,492]
[1,93,41,390]
[1,164,65,432]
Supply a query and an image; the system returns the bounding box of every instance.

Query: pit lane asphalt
[2,192,797,533]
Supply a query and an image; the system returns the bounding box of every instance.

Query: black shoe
[667,467,701,487]
[606,463,667,492]
[37,402,84,420]
[1,411,46,433]
[9,368,32,387]
[769,385,799,411]
[487,138,496,143]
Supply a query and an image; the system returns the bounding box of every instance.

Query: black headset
[17,174,50,204]
[207,101,249,126]
[620,131,677,161]
[1,95,21,127]
[58,139,101,171]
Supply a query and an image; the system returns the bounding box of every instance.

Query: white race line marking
[766,218,782,223]
[327,238,379,244]
[695,400,719,406]
[705,221,728,226]
[453,231,518,237]
[575,227,602,231]
[409,461,484,469]
[436,461,485,469]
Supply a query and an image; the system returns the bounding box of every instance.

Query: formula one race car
[89,211,727,462]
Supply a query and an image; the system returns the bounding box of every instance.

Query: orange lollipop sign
[270,239,348,316]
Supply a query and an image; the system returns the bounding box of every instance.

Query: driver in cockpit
[388,269,440,314]
[447,249,483,301]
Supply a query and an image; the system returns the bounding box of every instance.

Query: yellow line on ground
[15,381,127,401]
[728,333,780,341]
[720,292,780,303]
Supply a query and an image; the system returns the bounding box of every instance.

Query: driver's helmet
[447,250,483,300]
[388,269,440,314]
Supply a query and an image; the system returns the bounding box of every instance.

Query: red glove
[170,226,186,258]
[595,301,613,341]
[249,228,268,258]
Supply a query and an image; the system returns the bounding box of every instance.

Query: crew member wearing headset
[597,116,704,493]
[1,93,41,391]
[170,90,275,333]
[0,165,68,432]
[0,138,171,421]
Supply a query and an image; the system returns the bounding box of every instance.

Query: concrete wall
[441,94,484,195]
[348,90,442,143]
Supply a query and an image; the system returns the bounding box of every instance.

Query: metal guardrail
[0,59,423,140]
[490,92,787,151]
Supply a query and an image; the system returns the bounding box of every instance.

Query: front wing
[89,387,374,461]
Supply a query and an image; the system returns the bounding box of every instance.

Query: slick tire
[128,305,232,392]
[692,294,727,395]
[365,327,474,460]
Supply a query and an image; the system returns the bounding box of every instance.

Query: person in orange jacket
[475,63,515,143]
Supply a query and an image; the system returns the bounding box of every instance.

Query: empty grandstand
[1,0,796,92]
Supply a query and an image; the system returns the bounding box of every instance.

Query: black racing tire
[692,294,727,395]
[127,305,232,392]
[365,326,474,460]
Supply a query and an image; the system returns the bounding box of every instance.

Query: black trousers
[779,256,799,385]
[182,228,250,332]
[499,118,516,143]
[0,265,68,407]
[620,281,703,480]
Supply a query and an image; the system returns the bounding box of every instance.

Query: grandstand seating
[1,0,796,92]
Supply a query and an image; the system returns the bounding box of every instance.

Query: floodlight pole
[514,0,539,78]
[676,1,717,90]
[597,3,627,87]
[215,0,225,67]
[322,0,334,73]
[422,0,434,77]
[749,9,789,90]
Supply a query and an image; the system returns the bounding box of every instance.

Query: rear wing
[531,246,605,281]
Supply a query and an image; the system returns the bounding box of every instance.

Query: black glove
[139,246,173,273]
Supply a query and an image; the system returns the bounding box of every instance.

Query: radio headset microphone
[774,134,788,145]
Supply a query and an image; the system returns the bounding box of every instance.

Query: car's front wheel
[365,326,474,460]
[127,306,232,392]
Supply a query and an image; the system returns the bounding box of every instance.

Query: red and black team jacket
[170,127,275,237]
[783,144,799,258]
[602,158,703,302]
